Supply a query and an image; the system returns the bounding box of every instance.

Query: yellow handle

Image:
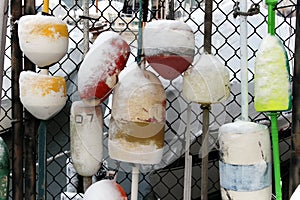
[42,0,49,14]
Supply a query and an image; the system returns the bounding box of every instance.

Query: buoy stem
[269,112,282,200]
[131,164,139,200]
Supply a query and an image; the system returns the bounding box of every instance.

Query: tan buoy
[108,63,166,164]
[18,15,69,68]
[143,20,195,80]
[19,70,66,120]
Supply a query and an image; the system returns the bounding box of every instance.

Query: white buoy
[70,101,103,177]
[183,54,230,104]
[19,70,66,120]
[83,179,127,200]
[218,121,272,199]
[18,15,69,68]
[108,63,166,164]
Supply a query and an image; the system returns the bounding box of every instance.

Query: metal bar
[131,164,140,200]
[201,104,210,200]
[203,0,212,54]
[0,0,8,103]
[289,0,300,196]
[239,0,249,121]
[23,0,38,199]
[10,0,24,199]
[38,121,47,199]
[183,104,192,200]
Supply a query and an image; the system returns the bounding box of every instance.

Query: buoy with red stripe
[143,20,195,80]
[83,179,127,200]
[78,31,130,106]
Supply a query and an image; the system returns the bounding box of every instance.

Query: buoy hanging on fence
[83,179,127,200]
[78,31,130,106]
[18,15,69,68]
[70,100,103,177]
[19,70,67,120]
[218,121,272,199]
[143,20,195,80]
[183,54,230,104]
[108,63,166,164]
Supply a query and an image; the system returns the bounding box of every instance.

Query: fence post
[23,1,39,199]
[289,0,300,197]
[10,0,24,199]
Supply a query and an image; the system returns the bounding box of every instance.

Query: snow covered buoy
[78,31,130,106]
[183,54,230,104]
[219,121,272,199]
[143,20,195,80]
[83,179,127,200]
[70,101,103,176]
[108,63,166,164]
[19,71,66,120]
[18,15,69,68]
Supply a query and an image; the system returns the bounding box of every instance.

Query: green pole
[269,112,282,200]
[267,4,276,35]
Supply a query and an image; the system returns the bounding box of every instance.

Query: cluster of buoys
[18,14,69,120]
[16,2,292,197]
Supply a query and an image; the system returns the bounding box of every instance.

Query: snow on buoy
[19,71,66,120]
[70,101,103,177]
[219,121,272,199]
[18,15,69,68]
[78,31,130,106]
[83,179,127,200]
[183,54,230,104]
[108,63,166,164]
[143,20,195,80]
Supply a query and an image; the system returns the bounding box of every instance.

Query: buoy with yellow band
[18,15,69,68]
[19,70,67,120]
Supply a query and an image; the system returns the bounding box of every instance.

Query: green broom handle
[266,0,277,35]
[268,5,275,35]
[270,112,282,200]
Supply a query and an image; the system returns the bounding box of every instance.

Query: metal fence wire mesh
[1,0,296,199]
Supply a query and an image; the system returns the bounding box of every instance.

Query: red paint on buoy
[146,55,193,80]
[78,31,130,105]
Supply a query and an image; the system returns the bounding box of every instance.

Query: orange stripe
[30,24,68,39]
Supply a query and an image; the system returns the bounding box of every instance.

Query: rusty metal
[23,0,38,199]
[10,0,24,199]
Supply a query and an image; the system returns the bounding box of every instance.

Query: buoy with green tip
[254,0,292,199]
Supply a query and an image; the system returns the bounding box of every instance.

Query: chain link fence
[1,0,296,199]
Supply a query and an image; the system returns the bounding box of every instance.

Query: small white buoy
[19,71,66,120]
[290,184,300,200]
[83,179,127,200]
[18,15,69,67]
[70,101,103,177]
[183,53,230,104]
